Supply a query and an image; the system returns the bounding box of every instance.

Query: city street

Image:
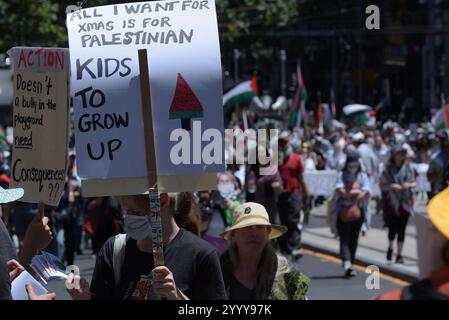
[295,249,406,300]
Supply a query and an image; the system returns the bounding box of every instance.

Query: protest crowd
[2,80,449,300]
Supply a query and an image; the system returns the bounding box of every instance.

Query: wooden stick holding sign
[138,49,165,269]
[38,202,45,220]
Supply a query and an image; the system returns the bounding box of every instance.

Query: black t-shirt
[90,229,227,300]
[0,254,12,300]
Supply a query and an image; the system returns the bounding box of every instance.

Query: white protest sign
[67,0,224,195]
[304,171,339,196]
[8,48,69,206]
[11,271,48,300]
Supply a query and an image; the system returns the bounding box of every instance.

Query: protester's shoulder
[431,150,444,160]
[271,255,310,300]
[276,255,309,280]
[358,171,369,180]
[97,235,118,259]
[177,229,218,256]
[404,162,416,172]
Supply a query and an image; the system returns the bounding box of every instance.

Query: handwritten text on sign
[11,72,68,206]
[9,47,69,73]
[67,0,223,182]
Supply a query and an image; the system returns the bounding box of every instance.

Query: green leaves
[216,0,299,66]
[216,0,298,39]
[0,0,63,51]
[0,0,110,53]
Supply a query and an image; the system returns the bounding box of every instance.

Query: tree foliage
[215,0,300,72]
[0,0,63,52]
[0,0,300,69]
[216,0,299,41]
[0,0,108,53]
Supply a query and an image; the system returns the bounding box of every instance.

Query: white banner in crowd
[304,171,339,196]
[9,47,69,206]
[305,164,431,197]
[67,0,224,196]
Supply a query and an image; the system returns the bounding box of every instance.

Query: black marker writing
[76,58,132,80]
[12,158,65,192]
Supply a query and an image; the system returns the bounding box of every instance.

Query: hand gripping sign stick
[138,49,166,299]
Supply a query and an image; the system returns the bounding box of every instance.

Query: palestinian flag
[223,76,259,112]
[358,110,377,126]
[288,62,308,128]
[315,98,324,134]
[431,105,449,131]
[330,89,337,117]
[322,103,333,133]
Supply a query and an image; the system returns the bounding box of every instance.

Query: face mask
[347,162,359,174]
[124,214,151,240]
[348,167,358,174]
[247,185,256,193]
[218,182,235,199]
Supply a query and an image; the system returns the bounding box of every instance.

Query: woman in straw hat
[220,202,310,300]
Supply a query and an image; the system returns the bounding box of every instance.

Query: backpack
[338,181,362,223]
[112,234,127,288]
[339,204,362,222]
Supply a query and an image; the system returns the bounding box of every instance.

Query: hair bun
[176,192,192,217]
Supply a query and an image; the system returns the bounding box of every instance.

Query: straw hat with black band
[221,202,287,240]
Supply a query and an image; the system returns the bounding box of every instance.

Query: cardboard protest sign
[8,47,69,73]
[8,47,69,206]
[304,171,339,196]
[67,0,224,196]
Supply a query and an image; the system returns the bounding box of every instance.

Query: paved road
[293,249,408,300]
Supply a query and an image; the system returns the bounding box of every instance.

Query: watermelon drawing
[169,73,204,131]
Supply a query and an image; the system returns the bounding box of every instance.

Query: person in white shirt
[352,132,379,232]
[326,135,347,171]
